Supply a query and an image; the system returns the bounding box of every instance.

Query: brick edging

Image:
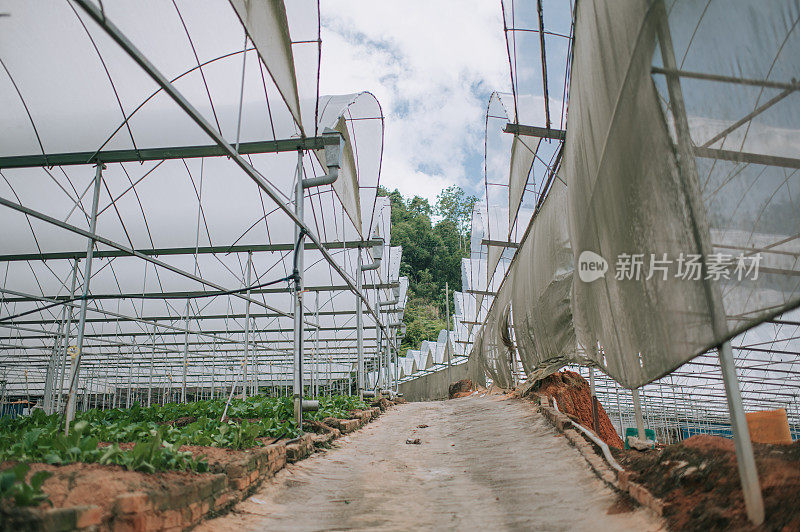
[529,393,665,516]
[3,404,392,531]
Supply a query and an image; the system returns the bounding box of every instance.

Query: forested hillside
[379,186,478,354]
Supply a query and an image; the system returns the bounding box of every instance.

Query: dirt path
[199,396,664,531]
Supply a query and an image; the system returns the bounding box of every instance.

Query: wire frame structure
[400,0,798,525]
[0,1,407,420]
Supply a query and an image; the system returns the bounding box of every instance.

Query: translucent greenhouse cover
[509,175,585,378]
[566,0,800,388]
[461,0,800,396]
[0,1,400,392]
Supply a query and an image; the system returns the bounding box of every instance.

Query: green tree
[435,185,478,250]
[379,185,474,354]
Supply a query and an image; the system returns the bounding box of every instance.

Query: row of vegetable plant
[0,394,367,506]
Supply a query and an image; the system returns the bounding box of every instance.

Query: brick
[113,513,160,532]
[76,505,103,529]
[111,516,137,532]
[628,482,648,506]
[161,509,183,529]
[617,470,630,490]
[43,507,78,531]
[286,434,315,462]
[225,462,246,479]
[114,492,150,515]
[143,513,164,530]
[214,491,237,510]
[313,432,334,446]
[187,502,204,523]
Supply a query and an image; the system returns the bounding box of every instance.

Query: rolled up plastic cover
[511,176,585,378]
[229,0,302,131]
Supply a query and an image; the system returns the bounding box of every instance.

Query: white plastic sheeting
[510,176,584,377]
[0,1,400,397]
[566,0,800,388]
[466,0,800,397]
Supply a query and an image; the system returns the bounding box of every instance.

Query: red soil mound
[449,379,475,399]
[535,370,624,449]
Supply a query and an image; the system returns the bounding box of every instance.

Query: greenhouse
[1,0,799,530]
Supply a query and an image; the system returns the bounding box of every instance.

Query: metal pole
[615,382,624,439]
[126,360,132,409]
[211,338,216,400]
[719,341,764,522]
[376,307,383,389]
[357,251,364,399]
[654,1,763,523]
[632,388,646,442]
[56,259,79,414]
[24,371,29,412]
[660,384,671,444]
[64,163,104,434]
[243,251,252,399]
[181,299,191,403]
[148,323,155,407]
[446,281,452,387]
[589,367,600,433]
[394,329,399,393]
[43,301,67,413]
[83,366,91,411]
[315,291,320,397]
[386,327,394,390]
[292,150,305,425]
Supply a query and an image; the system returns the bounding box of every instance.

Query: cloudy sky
[319,1,511,202]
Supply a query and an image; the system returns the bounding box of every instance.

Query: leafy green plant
[99,428,207,473]
[0,463,51,507]
[0,394,367,471]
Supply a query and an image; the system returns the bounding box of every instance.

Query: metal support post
[148,323,155,407]
[445,281,452,387]
[615,383,624,439]
[660,384,671,444]
[632,388,646,441]
[394,329,399,393]
[356,251,364,399]
[589,367,600,433]
[385,327,390,391]
[654,0,764,523]
[719,341,764,523]
[126,361,132,408]
[56,259,79,413]
[64,163,104,434]
[314,291,320,397]
[24,371,30,412]
[292,150,305,426]
[43,303,66,413]
[243,251,252,399]
[211,339,216,400]
[181,299,190,403]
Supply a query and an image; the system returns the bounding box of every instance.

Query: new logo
[578,251,608,282]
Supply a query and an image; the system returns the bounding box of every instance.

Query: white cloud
[319,1,510,202]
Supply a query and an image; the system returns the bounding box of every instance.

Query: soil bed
[612,434,800,531]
